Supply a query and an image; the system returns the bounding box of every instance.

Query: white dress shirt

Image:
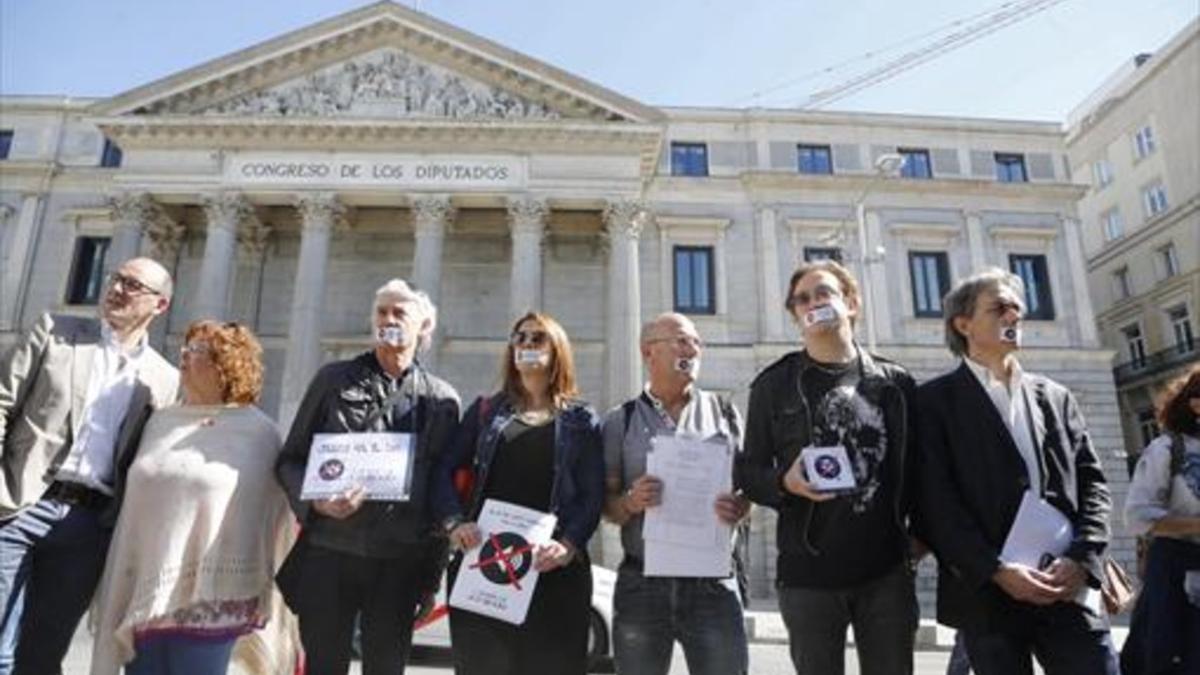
[964,357,1042,491]
[55,325,148,494]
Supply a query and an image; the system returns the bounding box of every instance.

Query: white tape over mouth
[1000,325,1022,344]
[803,304,840,327]
[674,357,700,378]
[376,326,408,347]
[515,349,549,366]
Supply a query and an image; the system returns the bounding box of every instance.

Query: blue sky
[0,0,1195,122]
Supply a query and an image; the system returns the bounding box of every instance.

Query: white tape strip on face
[674,357,700,378]
[376,326,408,347]
[803,303,840,328]
[999,325,1022,345]
[515,349,549,366]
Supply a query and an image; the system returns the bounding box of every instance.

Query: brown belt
[44,481,111,510]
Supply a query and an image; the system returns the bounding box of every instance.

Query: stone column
[279,193,345,427]
[1061,215,1100,347]
[237,215,274,331]
[754,205,786,341]
[507,195,548,319]
[964,210,987,270]
[106,192,157,276]
[411,195,454,304]
[603,200,647,409]
[193,193,253,321]
[0,195,41,329]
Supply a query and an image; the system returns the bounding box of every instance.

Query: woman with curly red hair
[91,321,297,675]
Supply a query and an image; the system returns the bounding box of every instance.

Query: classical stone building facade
[0,2,1132,612]
[1066,19,1199,472]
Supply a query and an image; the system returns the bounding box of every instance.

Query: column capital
[295,192,348,233]
[237,216,273,256]
[201,192,254,233]
[411,195,455,236]
[142,212,186,262]
[506,195,548,236]
[107,191,157,229]
[602,199,650,240]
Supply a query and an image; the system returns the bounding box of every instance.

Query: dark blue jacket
[431,392,605,551]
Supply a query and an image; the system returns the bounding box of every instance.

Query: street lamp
[855,152,905,353]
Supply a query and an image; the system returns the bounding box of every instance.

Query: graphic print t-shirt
[785,353,904,588]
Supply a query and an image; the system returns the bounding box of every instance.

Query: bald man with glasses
[0,257,179,675]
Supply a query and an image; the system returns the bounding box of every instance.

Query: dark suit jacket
[917,362,1111,631]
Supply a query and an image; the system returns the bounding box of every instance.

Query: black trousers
[448,555,592,675]
[290,546,423,675]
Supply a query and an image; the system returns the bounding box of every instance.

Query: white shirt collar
[964,356,1023,393]
[643,382,693,412]
[100,322,149,362]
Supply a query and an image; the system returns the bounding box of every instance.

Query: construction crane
[799,0,1070,109]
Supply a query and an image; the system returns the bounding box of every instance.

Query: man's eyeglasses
[180,342,211,356]
[107,272,162,297]
[511,330,549,347]
[648,335,703,350]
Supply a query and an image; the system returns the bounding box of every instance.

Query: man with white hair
[275,278,460,675]
[918,267,1117,675]
[0,257,179,674]
[602,312,751,675]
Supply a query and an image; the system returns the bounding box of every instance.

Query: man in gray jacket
[0,257,178,675]
[275,278,460,675]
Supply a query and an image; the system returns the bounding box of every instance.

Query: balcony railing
[1114,341,1198,385]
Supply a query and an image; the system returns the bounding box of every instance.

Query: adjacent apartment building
[1066,18,1199,471]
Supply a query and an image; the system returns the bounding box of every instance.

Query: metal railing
[1114,341,1198,385]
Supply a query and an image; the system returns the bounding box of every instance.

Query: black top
[483,418,556,513]
[785,353,903,588]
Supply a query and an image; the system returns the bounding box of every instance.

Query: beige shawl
[90,404,298,674]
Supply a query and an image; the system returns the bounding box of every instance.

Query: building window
[909,251,950,318]
[1142,182,1169,218]
[100,139,123,168]
[797,144,833,175]
[670,142,708,177]
[1009,254,1054,320]
[1159,243,1180,278]
[803,246,843,263]
[1092,159,1113,189]
[65,237,111,305]
[1101,208,1124,242]
[1123,323,1147,369]
[673,246,716,314]
[1133,124,1156,159]
[1137,409,1159,447]
[994,153,1027,183]
[1168,305,1195,354]
[1113,267,1133,300]
[0,130,12,160]
[898,148,932,179]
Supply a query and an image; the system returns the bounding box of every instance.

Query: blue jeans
[612,563,748,675]
[126,634,237,675]
[963,605,1118,675]
[778,563,918,675]
[0,498,111,675]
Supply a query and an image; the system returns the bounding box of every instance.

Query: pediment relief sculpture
[179,49,564,121]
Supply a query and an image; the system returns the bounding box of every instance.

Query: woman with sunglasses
[432,311,604,675]
[1121,364,1200,675]
[90,321,297,675]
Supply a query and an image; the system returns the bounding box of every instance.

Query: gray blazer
[0,313,178,524]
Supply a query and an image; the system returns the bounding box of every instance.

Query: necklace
[516,408,555,426]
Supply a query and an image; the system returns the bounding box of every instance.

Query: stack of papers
[642,435,734,577]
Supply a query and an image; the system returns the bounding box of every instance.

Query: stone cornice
[739,171,1089,201]
[88,2,663,125]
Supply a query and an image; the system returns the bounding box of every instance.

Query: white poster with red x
[448,499,558,625]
